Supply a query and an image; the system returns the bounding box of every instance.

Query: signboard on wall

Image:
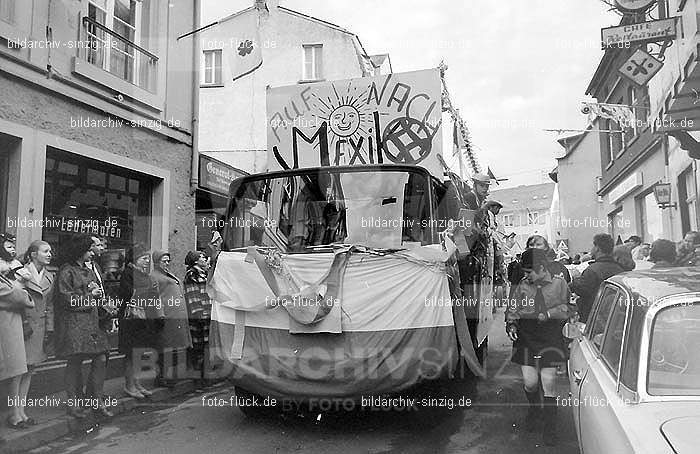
[266,69,444,177]
[601,17,677,49]
[199,155,247,195]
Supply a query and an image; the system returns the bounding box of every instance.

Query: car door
[569,285,617,440]
[576,289,635,454]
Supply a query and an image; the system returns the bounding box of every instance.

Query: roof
[488,182,555,212]
[607,267,700,310]
[209,4,380,75]
[369,54,392,73]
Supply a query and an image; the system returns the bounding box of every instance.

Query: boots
[542,396,558,446]
[523,387,542,432]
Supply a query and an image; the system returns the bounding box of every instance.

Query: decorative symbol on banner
[382,117,435,164]
[237,40,254,57]
[328,105,361,138]
[692,88,700,105]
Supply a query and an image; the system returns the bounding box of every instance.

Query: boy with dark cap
[506,247,574,446]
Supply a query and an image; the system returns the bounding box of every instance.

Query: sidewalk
[0,373,202,453]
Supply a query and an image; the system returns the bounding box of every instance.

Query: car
[567,267,700,454]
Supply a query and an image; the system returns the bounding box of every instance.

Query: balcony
[72,15,161,110]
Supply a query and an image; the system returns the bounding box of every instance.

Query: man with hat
[464,173,492,210]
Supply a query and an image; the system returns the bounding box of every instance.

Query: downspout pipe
[190,0,202,194]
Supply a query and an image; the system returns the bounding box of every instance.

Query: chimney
[254,0,279,11]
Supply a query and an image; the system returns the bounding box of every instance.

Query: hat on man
[471,173,492,185]
[624,235,642,244]
[484,200,503,209]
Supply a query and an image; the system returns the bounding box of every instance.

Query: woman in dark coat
[117,245,163,398]
[151,250,192,385]
[54,235,111,418]
[183,251,212,382]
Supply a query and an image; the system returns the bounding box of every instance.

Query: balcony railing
[79,16,157,93]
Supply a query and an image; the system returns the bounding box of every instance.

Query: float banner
[208,247,466,398]
[266,68,444,178]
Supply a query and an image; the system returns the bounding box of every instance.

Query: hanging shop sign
[614,0,656,12]
[199,155,247,195]
[601,17,677,49]
[618,48,663,86]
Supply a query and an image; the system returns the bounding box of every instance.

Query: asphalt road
[28,313,580,454]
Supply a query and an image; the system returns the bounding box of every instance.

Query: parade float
[207,67,494,413]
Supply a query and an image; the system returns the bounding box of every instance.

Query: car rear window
[647,302,700,396]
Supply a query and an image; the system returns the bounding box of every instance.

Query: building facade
[0,0,196,279]
[553,129,607,255]
[489,182,556,251]
[585,0,699,245]
[198,0,385,174]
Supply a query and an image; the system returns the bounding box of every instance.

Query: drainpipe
[190,0,201,194]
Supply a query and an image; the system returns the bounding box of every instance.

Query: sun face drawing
[329,105,360,137]
[311,81,377,150]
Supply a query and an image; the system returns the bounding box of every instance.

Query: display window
[42,147,154,301]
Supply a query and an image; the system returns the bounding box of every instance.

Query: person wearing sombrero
[151,250,192,386]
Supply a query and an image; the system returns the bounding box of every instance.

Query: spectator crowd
[0,231,218,429]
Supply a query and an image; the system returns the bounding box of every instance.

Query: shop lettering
[53,217,122,239]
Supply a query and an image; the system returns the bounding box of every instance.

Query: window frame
[527,210,539,225]
[0,0,15,24]
[502,213,513,227]
[86,0,143,86]
[678,165,699,234]
[585,284,619,350]
[600,292,629,379]
[302,44,323,81]
[202,49,223,86]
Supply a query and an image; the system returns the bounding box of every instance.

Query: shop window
[42,147,153,299]
[203,49,222,85]
[637,191,663,242]
[609,208,624,241]
[502,214,513,227]
[302,44,323,81]
[678,166,699,234]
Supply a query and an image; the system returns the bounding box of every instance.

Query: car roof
[606,267,700,313]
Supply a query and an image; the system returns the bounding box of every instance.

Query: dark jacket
[151,266,192,350]
[54,261,110,357]
[570,255,625,322]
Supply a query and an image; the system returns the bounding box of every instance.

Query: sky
[202,0,620,187]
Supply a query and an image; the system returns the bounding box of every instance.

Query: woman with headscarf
[151,250,192,386]
[0,269,34,429]
[0,232,22,278]
[116,244,163,399]
[54,234,111,418]
[612,245,636,272]
[11,241,55,426]
[183,251,212,385]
